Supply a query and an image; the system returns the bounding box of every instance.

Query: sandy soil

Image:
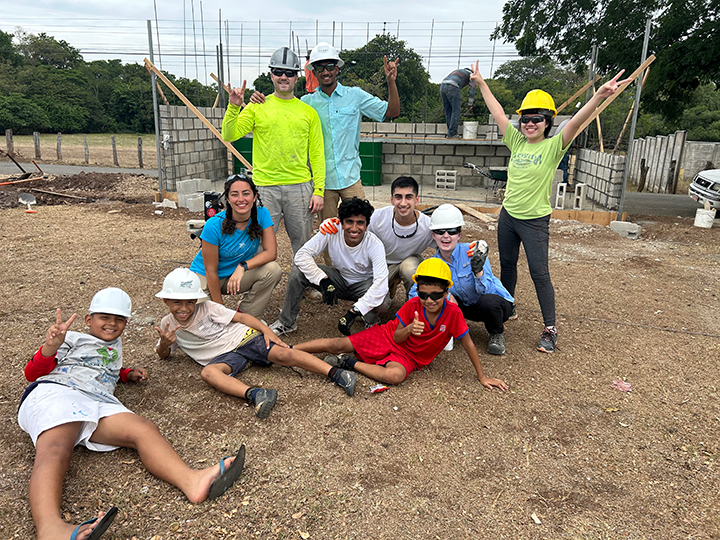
[0,173,719,539]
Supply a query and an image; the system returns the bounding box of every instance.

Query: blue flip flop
[70,506,118,540]
[208,444,246,500]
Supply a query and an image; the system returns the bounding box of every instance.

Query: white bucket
[694,208,716,228]
[463,121,478,140]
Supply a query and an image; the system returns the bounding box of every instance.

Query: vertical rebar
[457,21,464,69]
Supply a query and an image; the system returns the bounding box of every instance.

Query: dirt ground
[0,173,719,540]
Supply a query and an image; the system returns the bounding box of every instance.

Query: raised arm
[561,70,633,147]
[470,60,509,137]
[384,56,400,119]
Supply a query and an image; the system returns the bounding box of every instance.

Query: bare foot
[38,510,107,540]
[183,456,235,503]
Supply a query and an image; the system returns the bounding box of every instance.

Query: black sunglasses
[271,68,299,78]
[417,290,446,301]
[432,227,461,236]
[314,63,337,73]
[520,115,547,125]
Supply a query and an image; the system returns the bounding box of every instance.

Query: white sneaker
[269,319,297,335]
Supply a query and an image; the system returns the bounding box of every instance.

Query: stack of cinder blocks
[176,178,226,213]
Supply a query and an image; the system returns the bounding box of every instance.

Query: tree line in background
[1,27,718,143]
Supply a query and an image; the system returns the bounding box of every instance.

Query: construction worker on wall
[222,47,325,256]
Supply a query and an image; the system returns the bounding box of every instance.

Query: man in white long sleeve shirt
[270,197,390,336]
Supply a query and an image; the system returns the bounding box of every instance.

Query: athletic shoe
[508,304,518,321]
[323,353,356,371]
[487,333,506,355]
[269,319,297,336]
[250,388,277,419]
[537,327,558,353]
[331,369,357,396]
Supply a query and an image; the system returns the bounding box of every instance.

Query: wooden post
[156,80,169,105]
[33,132,41,159]
[5,129,13,155]
[592,88,604,153]
[83,134,89,164]
[57,133,63,160]
[573,55,656,137]
[555,75,601,114]
[138,137,143,168]
[612,68,650,154]
[111,135,119,166]
[144,58,252,170]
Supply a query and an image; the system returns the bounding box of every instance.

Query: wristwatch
[240,261,248,271]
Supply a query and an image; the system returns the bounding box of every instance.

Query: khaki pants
[195,262,282,319]
[387,255,423,298]
[319,180,366,222]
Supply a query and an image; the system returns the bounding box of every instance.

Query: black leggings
[497,207,555,327]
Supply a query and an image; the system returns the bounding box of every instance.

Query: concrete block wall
[159,105,228,191]
[377,139,510,188]
[176,177,225,211]
[575,149,625,210]
[360,122,495,138]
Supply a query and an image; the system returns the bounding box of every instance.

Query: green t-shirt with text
[502,124,569,220]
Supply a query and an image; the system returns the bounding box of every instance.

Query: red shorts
[348,324,420,380]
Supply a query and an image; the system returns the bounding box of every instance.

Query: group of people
[16,44,630,538]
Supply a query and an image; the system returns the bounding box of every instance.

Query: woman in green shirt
[470,62,631,353]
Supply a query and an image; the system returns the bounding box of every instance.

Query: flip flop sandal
[70,506,118,540]
[208,444,246,500]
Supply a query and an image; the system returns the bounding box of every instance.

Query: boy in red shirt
[294,259,508,389]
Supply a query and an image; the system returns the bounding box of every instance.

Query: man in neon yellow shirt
[222,47,325,256]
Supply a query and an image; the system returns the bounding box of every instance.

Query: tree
[15,30,82,69]
[339,34,431,122]
[493,0,720,120]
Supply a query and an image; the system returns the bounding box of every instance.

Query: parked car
[688,169,720,210]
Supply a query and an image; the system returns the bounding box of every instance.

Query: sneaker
[331,368,357,396]
[250,388,277,419]
[508,304,518,321]
[537,327,558,353]
[269,319,297,336]
[487,333,506,355]
[323,353,356,371]
[304,288,323,302]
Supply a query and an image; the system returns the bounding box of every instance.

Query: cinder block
[443,156,465,166]
[455,146,475,156]
[395,144,412,154]
[406,155,424,165]
[555,183,566,209]
[179,131,189,142]
[425,156,443,165]
[435,170,457,190]
[396,124,412,134]
[192,178,213,192]
[436,124,448,135]
[177,178,198,194]
[185,193,205,213]
[385,154,403,164]
[360,122,374,133]
[475,146,495,156]
[486,157,507,167]
[495,146,511,156]
[392,164,412,176]
[610,221,642,239]
[382,143,395,153]
[377,123,396,134]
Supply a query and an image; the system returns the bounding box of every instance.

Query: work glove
[338,308,360,336]
[319,217,340,235]
[319,278,338,305]
[467,240,489,276]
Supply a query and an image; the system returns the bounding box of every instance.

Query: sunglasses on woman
[520,115,547,125]
[417,290,446,301]
[271,68,298,78]
[432,227,461,236]
[313,63,337,73]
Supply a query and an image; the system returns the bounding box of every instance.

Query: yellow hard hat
[516,89,557,117]
[412,258,453,289]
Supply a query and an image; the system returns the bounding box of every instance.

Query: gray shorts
[208,334,274,377]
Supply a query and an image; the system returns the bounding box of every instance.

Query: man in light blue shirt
[302,42,400,223]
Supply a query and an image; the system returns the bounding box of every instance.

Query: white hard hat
[268,47,301,71]
[308,42,344,70]
[89,287,132,318]
[430,204,465,230]
[155,268,207,300]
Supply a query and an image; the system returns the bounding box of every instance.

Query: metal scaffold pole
[147,20,164,194]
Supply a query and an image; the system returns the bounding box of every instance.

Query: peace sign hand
[154,322,181,348]
[597,70,634,99]
[45,308,77,351]
[226,80,247,107]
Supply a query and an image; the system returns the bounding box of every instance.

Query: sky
[0,0,521,88]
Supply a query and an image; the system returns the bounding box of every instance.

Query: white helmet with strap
[307,42,344,70]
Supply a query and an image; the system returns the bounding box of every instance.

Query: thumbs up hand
[410,310,425,336]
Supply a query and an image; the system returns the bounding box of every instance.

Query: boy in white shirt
[155,269,357,419]
[270,197,390,336]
